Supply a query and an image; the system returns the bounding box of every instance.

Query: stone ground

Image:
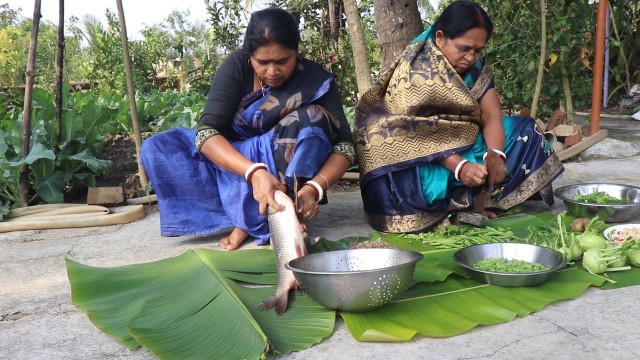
[1,116,640,360]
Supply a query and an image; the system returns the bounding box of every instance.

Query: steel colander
[285,248,423,312]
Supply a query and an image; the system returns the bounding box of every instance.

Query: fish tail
[259,293,289,316]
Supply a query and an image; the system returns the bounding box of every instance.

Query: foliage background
[1,0,639,209]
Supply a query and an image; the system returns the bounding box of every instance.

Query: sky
[6,0,214,39]
[7,0,441,40]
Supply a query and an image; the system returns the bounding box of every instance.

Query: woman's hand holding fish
[250,169,287,215]
[297,186,320,221]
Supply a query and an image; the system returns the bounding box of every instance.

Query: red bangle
[245,163,268,184]
[302,183,320,201]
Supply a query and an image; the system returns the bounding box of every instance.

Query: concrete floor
[1,117,639,360]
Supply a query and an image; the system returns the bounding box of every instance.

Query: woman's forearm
[199,135,253,177]
[479,88,505,152]
[313,153,352,190]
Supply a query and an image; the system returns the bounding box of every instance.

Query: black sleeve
[314,81,354,144]
[198,51,252,137]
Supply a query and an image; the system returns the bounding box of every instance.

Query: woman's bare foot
[436,216,451,230]
[478,209,497,219]
[219,227,249,250]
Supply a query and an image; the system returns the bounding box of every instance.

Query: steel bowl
[285,248,423,312]
[453,243,567,287]
[554,183,640,223]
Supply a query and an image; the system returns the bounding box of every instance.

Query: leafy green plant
[0,87,207,211]
[0,88,113,208]
[134,90,206,133]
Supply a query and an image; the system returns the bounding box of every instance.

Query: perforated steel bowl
[285,248,423,312]
[554,183,640,223]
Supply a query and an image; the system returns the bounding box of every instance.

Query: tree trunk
[115,0,148,190]
[530,0,546,119]
[328,0,340,43]
[607,2,631,94]
[560,49,574,123]
[19,0,42,207]
[373,0,423,71]
[54,0,64,154]
[343,0,372,96]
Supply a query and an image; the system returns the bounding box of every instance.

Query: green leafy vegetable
[573,192,628,204]
[402,225,518,249]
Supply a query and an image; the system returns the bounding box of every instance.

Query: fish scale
[259,189,307,315]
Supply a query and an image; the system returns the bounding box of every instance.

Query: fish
[259,189,308,315]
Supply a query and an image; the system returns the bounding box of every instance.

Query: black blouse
[198,50,353,144]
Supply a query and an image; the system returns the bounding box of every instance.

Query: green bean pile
[473,258,548,273]
[403,225,519,249]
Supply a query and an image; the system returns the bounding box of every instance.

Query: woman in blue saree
[354,0,563,233]
[141,8,355,249]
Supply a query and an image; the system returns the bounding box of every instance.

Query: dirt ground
[96,134,143,199]
[95,134,361,200]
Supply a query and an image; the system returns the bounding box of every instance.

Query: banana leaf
[66,249,335,359]
[66,212,640,359]
[339,267,603,342]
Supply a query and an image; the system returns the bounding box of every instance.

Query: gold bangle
[317,174,329,190]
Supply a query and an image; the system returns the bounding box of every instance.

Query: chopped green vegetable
[473,257,548,273]
[573,192,628,204]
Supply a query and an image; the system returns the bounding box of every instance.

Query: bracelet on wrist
[304,180,324,203]
[454,159,470,182]
[317,174,330,190]
[244,163,268,184]
[483,149,507,162]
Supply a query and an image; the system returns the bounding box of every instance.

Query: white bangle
[454,160,469,182]
[305,180,324,203]
[493,149,506,161]
[483,149,507,162]
[244,162,268,182]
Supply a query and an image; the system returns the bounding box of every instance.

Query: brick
[563,131,583,147]
[87,187,126,206]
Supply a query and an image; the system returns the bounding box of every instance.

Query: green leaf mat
[66,214,640,359]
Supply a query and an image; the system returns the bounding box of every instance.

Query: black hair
[241,7,301,56]
[433,0,493,41]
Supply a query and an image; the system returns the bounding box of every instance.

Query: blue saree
[354,28,564,233]
[141,62,340,244]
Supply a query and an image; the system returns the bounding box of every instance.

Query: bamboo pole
[19,0,42,207]
[115,0,148,189]
[589,0,608,135]
[530,0,546,119]
[343,0,372,96]
[54,0,64,154]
